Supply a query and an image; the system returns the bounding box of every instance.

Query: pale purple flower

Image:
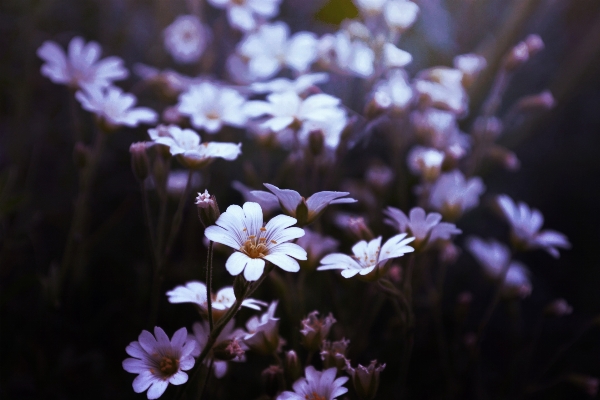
[75,86,157,128]
[300,311,336,351]
[414,67,468,116]
[384,207,461,250]
[163,15,209,64]
[277,366,349,400]
[122,327,196,399]
[428,170,485,221]
[37,36,128,91]
[251,183,357,226]
[318,31,375,78]
[496,194,570,258]
[231,181,281,215]
[207,0,281,31]
[318,234,415,278]
[177,82,247,133]
[204,202,307,281]
[244,301,281,354]
[371,69,414,113]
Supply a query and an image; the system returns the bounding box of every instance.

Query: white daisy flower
[37,36,128,91]
[122,327,197,399]
[75,85,157,128]
[428,170,485,221]
[207,0,281,31]
[204,202,307,281]
[163,15,210,64]
[318,234,415,278]
[496,195,570,258]
[177,82,247,133]
[277,366,349,400]
[148,125,241,169]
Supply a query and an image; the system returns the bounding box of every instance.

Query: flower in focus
[345,360,386,400]
[163,15,210,64]
[384,207,461,251]
[122,327,196,399]
[177,82,247,133]
[166,281,267,320]
[204,202,307,281]
[244,301,282,354]
[37,36,128,91]
[75,86,157,128]
[496,194,570,258]
[428,170,485,221]
[318,234,415,278]
[300,311,336,351]
[277,366,349,400]
[251,183,357,226]
[147,125,241,169]
[207,0,281,31]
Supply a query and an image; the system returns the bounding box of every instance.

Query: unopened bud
[346,360,386,400]
[321,338,350,371]
[504,41,530,71]
[308,129,325,156]
[284,350,302,383]
[348,217,374,241]
[213,338,245,361]
[439,242,461,264]
[488,145,520,171]
[515,90,555,113]
[524,34,544,55]
[162,106,184,124]
[196,190,221,228]
[454,53,487,89]
[544,298,573,317]
[473,116,503,140]
[300,311,336,352]
[73,142,91,169]
[262,365,284,397]
[130,142,150,181]
[567,374,599,397]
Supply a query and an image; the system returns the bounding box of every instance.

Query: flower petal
[226,252,249,276]
[244,257,266,281]
[264,253,300,272]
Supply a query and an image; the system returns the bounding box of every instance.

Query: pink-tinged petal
[226,252,249,276]
[168,370,188,385]
[94,56,129,81]
[180,340,197,359]
[146,379,169,399]
[138,330,158,354]
[264,253,300,272]
[320,367,337,388]
[123,358,148,373]
[330,197,357,204]
[171,327,187,348]
[268,243,307,260]
[132,370,156,393]
[306,191,353,216]
[67,37,84,64]
[205,225,241,249]
[244,257,266,281]
[126,341,147,358]
[264,183,302,215]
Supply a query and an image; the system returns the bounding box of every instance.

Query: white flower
[384,0,420,32]
[414,67,468,116]
[250,73,329,95]
[277,366,349,400]
[244,301,281,354]
[384,206,461,250]
[207,0,281,31]
[237,22,318,80]
[75,86,157,128]
[496,195,570,258]
[428,170,485,221]
[166,281,267,317]
[177,82,247,133]
[466,237,532,297]
[382,42,413,69]
[37,36,128,91]
[148,124,241,169]
[204,202,307,281]
[318,234,415,278]
[122,327,197,399]
[372,69,413,113]
[318,31,375,78]
[251,183,356,226]
[163,15,209,64]
[407,146,445,181]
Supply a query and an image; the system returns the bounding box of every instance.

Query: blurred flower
[250,73,328,95]
[148,125,241,169]
[321,338,350,370]
[345,360,386,400]
[496,194,570,258]
[428,170,485,221]
[75,86,157,128]
[232,181,280,214]
[207,0,281,31]
[407,146,445,181]
[384,0,420,33]
[296,228,339,268]
[466,237,532,298]
[300,311,336,351]
[277,366,349,400]
[166,281,266,320]
[164,170,202,196]
[122,327,196,399]
[414,67,468,116]
[453,53,486,88]
[205,202,307,281]
[177,82,247,133]
[318,234,414,278]
[384,207,461,251]
[244,301,282,354]
[37,36,128,91]
[252,183,356,226]
[371,69,413,114]
[163,15,209,64]
[318,31,375,78]
[237,22,318,80]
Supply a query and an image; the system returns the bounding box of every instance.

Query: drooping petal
[226,252,249,276]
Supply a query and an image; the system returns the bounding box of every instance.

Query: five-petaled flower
[122,327,197,399]
[205,202,307,281]
[277,366,349,400]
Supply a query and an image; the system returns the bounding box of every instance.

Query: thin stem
[198,358,214,400]
[165,169,194,258]
[206,241,214,331]
[140,180,159,269]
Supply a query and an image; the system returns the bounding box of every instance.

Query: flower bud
[504,41,530,71]
[73,142,91,170]
[321,338,350,371]
[348,217,374,242]
[346,360,386,400]
[300,311,336,352]
[543,298,573,317]
[515,90,555,113]
[129,142,150,181]
[196,190,221,228]
[524,34,544,55]
[212,338,245,361]
[284,350,302,383]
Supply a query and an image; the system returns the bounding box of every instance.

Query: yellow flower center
[240,226,277,258]
[158,355,180,377]
[305,392,326,400]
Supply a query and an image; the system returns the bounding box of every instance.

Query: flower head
[318,234,415,278]
[244,301,282,354]
[345,360,386,400]
[207,0,281,31]
[122,327,196,399]
[277,366,349,400]
[428,170,485,221]
[321,339,350,371]
[300,311,336,351]
[496,195,570,258]
[164,15,210,64]
[205,202,307,281]
[37,36,128,91]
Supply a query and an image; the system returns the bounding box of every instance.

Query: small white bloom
[428,170,485,221]
[407,146,445,181]
[250,73,329,95]
[414,67,468,116]
[164,15,210,64]
[148,125,241,169]
[207,0,281,31]
[382,42,413,69]
[122,327,197,399]
[244,301,282,354]
[177,82,247,133]
[37,36,128,91]
[318,234,414,278]
[384,0,420,32]
[205,202,307,281]
[496,195,570,258]
[75,86,157,128]
[277,366,349,400]
[318,31,375,78]
[353,0,387,15]
[372,69,413,113]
